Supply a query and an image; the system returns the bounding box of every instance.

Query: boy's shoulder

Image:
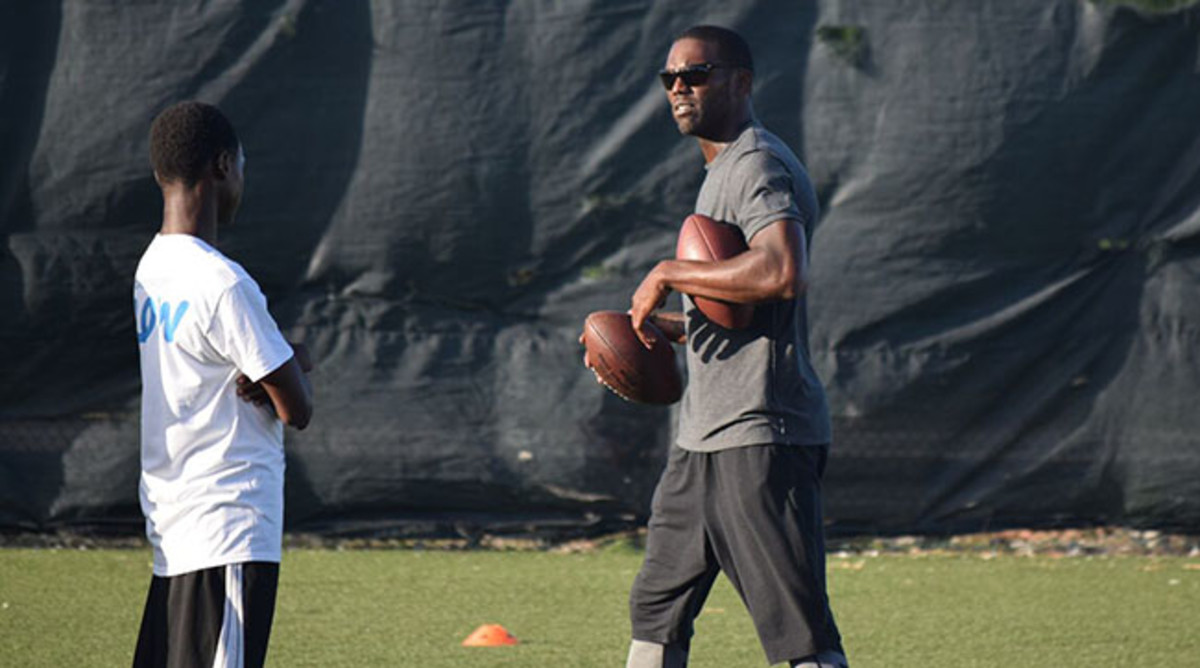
[139,234,254,293]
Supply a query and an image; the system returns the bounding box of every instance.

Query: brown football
[582,310,682,405]
[675,213,754,329]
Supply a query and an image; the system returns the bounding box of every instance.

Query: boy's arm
[236,342,313,429]
[259,355,312,429]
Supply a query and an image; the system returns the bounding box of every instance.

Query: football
[675,213,755,329]
[582,310,682,405]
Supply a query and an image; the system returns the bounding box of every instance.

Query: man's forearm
[649,312,687,343]
[653,248,802,305]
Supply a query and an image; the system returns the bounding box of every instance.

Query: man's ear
[734,69,754,97]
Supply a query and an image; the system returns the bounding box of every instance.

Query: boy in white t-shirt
[133,101,313,668]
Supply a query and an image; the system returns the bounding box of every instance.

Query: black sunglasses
[658,63,727,90]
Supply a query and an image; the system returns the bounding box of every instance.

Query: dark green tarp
[2,0,1198,536]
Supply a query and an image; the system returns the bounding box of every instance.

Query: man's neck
[698,137,726,164]
[697,115,753,164]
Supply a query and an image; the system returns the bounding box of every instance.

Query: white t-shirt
[134,233,294,576]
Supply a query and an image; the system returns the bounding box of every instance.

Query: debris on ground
[2,527,1197,557]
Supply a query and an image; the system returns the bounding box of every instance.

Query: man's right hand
[578,330,593,370]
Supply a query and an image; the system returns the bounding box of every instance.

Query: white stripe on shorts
[212,563,245,668]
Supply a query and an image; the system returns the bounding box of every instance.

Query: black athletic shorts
[133,561,279,668]
[629,444,844,666]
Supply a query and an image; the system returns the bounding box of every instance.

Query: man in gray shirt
[623,25,847,668]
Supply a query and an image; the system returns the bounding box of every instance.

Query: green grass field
[2,543,1198,667]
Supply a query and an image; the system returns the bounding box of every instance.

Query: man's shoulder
[734,125,803,171]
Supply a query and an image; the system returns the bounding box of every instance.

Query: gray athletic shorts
[629,444,844,665]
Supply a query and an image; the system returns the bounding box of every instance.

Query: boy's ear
[213,150,234,180]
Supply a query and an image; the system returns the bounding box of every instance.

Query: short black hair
[677,25,754,72]
[149,101,239,185]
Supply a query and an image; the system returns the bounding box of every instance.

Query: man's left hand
[630,262,671,348]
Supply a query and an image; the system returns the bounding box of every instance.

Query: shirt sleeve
[207,278,295,383]
[733,150,811,242]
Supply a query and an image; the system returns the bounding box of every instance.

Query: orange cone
[462,623,519,647]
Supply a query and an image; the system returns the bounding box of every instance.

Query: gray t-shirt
[677,122,832,452]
